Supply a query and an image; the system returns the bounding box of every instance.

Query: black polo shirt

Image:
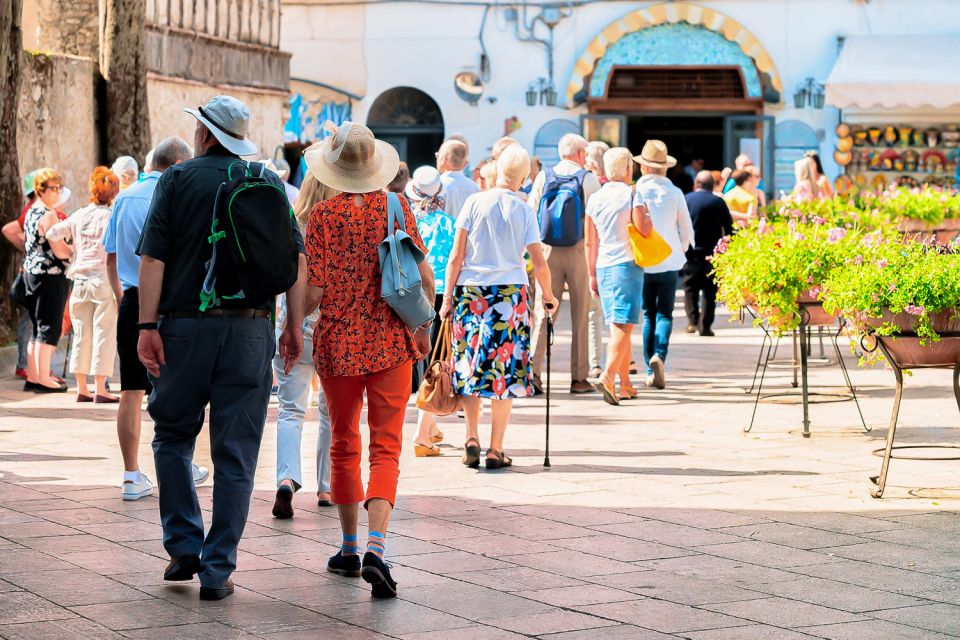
[685,189,734,254]
[137,147,305,314]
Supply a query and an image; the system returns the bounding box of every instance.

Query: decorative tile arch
[565,2,783,106]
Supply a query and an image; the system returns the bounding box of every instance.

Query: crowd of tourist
[3,93,839,601]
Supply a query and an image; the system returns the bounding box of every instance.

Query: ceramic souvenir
[853,128,868,146]
[942,126,960,147]
[883,126,898,146]
[868,127,882,146]
[836,123,851,138]
[902,149,920,171]
[879,149,900,171]
[871,174,887,191]
[922,150,946,172]
[836,136,853,152]
[896,175,919,189]
[898,126,913,147]
[834,150,852,166]
[924,128,940,147]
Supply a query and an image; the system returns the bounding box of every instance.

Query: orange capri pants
[319,362,412,507]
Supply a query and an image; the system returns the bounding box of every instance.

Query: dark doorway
[367,87,445,170]
[627,114,724,191]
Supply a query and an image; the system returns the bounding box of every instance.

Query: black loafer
[361,552,397,599]
[327,551,361,577]
[164,554,201,581]
[199,579,234,601]
[32,383,68,394]
[272,485,294,519]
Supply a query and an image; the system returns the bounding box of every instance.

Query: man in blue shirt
[103,136,198,502]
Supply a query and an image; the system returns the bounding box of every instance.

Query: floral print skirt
[451,285,534,399]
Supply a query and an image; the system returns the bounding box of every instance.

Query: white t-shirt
[455,188,540,287]
[441,170,480,221]
[632,174,695,274]
[586,181,634,268]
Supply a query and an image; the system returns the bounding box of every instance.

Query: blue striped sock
[367,530,386,559]
[342,533,359,556]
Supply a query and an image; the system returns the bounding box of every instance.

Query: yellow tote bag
[627,223,672,269]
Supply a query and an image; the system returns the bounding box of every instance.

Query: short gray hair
[558,133,588,159]
[497,145,531,186]
[585,141,610,175]
[438,139,469,170]
[151,136,193,172]
[111,155,139,178]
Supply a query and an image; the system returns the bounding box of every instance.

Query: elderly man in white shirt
[527,133,602,395]
[437,139,479,220]
[632,140,694,390]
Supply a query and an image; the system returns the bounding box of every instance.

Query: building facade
[282,0,960,195]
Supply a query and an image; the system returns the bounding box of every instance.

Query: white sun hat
[183,95,258,157]
[405,165,443,201]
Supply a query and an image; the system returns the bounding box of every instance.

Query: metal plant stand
[745,303,869,438]
[868,331,960,498]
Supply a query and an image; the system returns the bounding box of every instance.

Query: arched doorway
[367,87,444,170]
[567,2,783,194]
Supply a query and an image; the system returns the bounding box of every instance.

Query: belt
[159,309,271,320]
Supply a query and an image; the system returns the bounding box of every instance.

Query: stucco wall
[17,52,98,211]
[147,76,289,161]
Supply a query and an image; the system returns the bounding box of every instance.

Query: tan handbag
[416,320,461,415]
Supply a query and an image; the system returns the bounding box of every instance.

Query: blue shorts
[598,261,644,325]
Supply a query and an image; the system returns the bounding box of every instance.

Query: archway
[367,87,444,170]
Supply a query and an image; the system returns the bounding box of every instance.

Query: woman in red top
[303,122,433,599]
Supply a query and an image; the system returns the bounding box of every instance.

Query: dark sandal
[462,438,481,468]
[484,449,512,470]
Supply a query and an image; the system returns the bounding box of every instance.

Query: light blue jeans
[273,335,331,493]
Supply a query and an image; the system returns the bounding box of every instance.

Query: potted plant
[876,186,960,244]
[821,240,960,367]
[713,217,863,333]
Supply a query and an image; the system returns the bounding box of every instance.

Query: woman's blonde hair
[496,145,530,187]
[602,147,633,182]
[33,168,62,194]
[294,172,340,225]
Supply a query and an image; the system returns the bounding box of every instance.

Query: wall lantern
[793,77,825,110]
[526,78,557,107]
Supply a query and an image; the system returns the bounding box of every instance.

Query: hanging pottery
[836,136,853,152]
[836,123,851,138]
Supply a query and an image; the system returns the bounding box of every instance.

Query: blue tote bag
[378,192,436,329]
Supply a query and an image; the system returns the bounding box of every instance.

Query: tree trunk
[100,0,151,166]
[0,0,24,342]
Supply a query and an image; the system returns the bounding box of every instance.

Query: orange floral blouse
[306,190,427,378]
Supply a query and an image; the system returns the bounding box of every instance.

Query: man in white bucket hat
[136,95,307,601]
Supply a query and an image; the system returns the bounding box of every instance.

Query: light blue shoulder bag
[378,192,436,329]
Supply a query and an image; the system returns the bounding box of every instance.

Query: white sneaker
[649,355,666,389]
[122,474,154,501]
[192,464,210,486]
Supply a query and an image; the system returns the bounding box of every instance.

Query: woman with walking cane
[440,145,556,470]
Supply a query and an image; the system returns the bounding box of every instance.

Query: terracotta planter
[797,291,838,327]
[869,309,960,368]
[897,217,960,244]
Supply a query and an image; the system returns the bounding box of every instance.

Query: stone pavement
[2,303,960,639]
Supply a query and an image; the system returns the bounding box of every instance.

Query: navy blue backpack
[538,167,587,247]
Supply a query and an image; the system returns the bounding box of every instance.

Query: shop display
[835,120,959,191]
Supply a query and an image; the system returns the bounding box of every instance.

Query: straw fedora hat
[634,139,677,169]
[304,121,400,194]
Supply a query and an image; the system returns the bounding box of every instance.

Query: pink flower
[877,259,888,268]
[758,217,768,235]
[794,232,806,241]
[905,304,926,316]
[812,215,826,225]
[888,282,897,292]
[872,293,880,303]
[853,255,864,265]
[827,227,847,243]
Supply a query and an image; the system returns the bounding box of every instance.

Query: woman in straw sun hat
[632,139,694,391]
[303,121,434,599]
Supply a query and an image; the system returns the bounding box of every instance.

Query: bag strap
[430,318,450,364]
[385,192,403,293]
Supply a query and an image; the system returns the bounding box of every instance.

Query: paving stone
[202,600,338,635]
[40,507,131,527]
[602,570,765,606]
[0,520,83,539]
[0,618,124,639]
[869,603,960,636]
[697,541,841,569]
[456,565,585,591]
[3,569,152,606]
[121,622,254,640]
[393,549,514,574]
[594,519,745,548]
[716,522,868,550]
[313,599,472,636]
[0,591,76,625]
[577,599,750,634]
[401,627,528,640]
[400,582,555,620]
[78,520,164,542]
[514,584,638,607]
[70,600,208,630]
[539,625,678,640]
[232,567,331,592]
[17,533,124,556]
[614,507,771,530]
[479,610,619,635]
[635,554,804,586]
[0,548,77,573]
[439,532,563,556]
[798,619,955,639]
[58,547,167,575]
[749,576,929,613]
[551,532,694,562]
[684,625,819,639]
[703,596,864,628]
[263,625,394,640]
[506,549,642,578]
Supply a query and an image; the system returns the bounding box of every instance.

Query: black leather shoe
[199,579,234,601]
[361,552,397,598]
[327,551,361,577]
[272,485,294,519]
[163,554,201,581]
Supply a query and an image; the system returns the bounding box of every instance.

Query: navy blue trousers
[149,316,274,587]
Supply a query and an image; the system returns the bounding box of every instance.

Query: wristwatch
[136,322,158,331]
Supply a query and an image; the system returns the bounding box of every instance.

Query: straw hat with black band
[304,121,400,194]
[183,96,258,157]
[634,139,677,169]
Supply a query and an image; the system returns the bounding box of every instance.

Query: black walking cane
[543,310,555,469]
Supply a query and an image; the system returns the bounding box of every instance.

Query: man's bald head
[694,170,714,192]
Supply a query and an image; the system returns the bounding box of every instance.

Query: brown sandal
[484,449,512,470]
[462,438,481,468]
[414,444,441,457]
